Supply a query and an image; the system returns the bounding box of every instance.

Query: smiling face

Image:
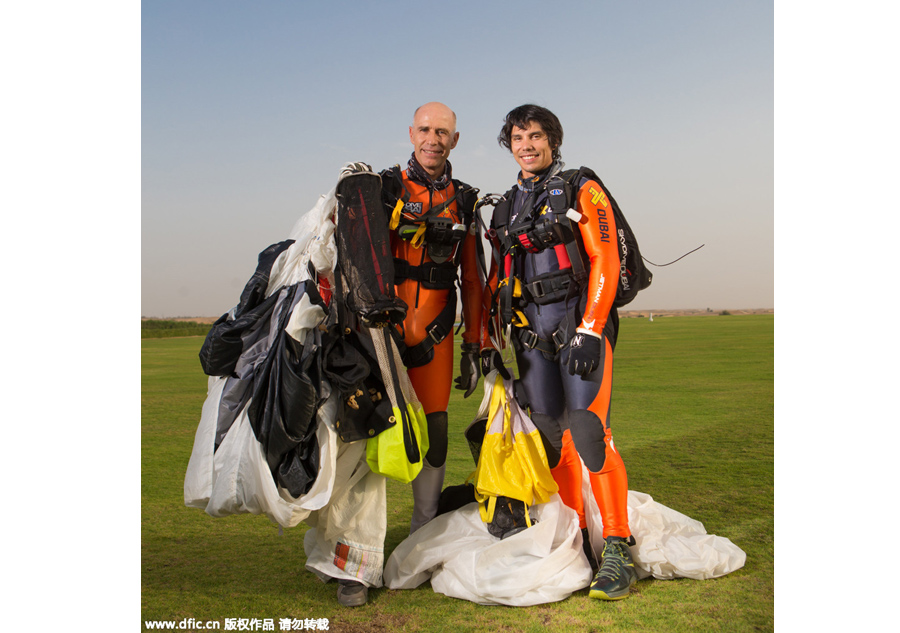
[510,121,556,179]
[409,102,459,179]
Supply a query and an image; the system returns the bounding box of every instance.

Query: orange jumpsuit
[386,166,483,458]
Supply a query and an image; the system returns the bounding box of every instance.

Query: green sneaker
[589,536,638,601]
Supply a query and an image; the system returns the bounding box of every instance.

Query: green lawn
[142,314,773,632]
[142,319,213,339]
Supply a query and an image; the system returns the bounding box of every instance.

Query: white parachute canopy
[184,177,340,527]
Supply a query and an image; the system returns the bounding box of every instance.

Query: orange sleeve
[575,179,620,336]
[459,228,483,345]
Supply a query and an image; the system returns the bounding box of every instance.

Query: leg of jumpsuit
[514,290,590,531]
[513,336,580,517]
[516,295,589,531]
[406,332,453,533]
[551,429,586,529]
[565,334,630,539]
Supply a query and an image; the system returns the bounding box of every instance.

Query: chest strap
[521,269,578,306]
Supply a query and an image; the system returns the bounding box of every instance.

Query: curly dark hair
[497,104,564,160]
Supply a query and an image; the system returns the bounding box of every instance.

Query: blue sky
[142,0,774,317]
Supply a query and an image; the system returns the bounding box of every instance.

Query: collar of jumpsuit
[516,159,564,192]
[406,152,453,191]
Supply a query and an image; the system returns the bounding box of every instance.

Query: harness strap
[506,268,581,357]
[393,258,458,289]
[521,269,578,306]
[402,293,458,368]
[515,325,568,356]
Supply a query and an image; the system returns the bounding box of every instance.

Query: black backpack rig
[475,166,681,358]
[488,166,652,310]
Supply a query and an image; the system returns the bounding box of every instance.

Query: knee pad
[424,411,448,467]
[530,412,563,468]
[568,409,608,472]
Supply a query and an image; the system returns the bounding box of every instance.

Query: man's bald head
[412,102,457,130]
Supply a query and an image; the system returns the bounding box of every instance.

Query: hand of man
[480,348,511,380]
[454,342,481,398]
[565,331,602,378]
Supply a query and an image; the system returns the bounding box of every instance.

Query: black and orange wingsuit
[482,161,630,553]
[382,155,483,533]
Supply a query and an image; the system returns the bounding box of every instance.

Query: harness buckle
[518,328,539,350]
[427,323,444,344]
[551,328,568,351]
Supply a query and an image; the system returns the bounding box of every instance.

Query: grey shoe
[589,536,638,601]
[336,579,368,607]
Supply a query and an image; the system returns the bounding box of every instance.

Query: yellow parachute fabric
[364,326,430,484]
[473,372,558,524]
[366,401,429,484]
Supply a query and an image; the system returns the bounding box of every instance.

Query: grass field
[142,314,773,632]
[142,320,213,339]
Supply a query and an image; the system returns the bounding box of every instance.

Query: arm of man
[454,224,487,396]
[575,178,621,337]
[459,230,483,346]
[564,178,621,378]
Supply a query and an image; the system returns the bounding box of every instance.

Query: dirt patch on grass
[330,613,412,633]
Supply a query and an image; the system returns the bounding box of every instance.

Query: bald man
[381,101,484,531]
[315,103,484,608]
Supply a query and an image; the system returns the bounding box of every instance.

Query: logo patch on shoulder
[588,186,609,208]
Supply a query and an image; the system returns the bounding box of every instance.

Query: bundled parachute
[185,163,426,526]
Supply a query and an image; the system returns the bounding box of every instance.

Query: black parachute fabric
[199,239,295,376]
[486,496,534,540]
[321,329,394,443]
[211,293,282,450]
[246,280,327,497]
[198,233,330,498]
[200,242,297,450]
[333,171,407,327]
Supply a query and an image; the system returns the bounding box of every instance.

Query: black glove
[454,342,480,398]
[480,348,511,380]
[565,332,602,378]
